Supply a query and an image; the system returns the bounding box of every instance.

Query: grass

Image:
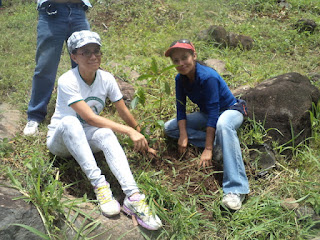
[0,0,320,239]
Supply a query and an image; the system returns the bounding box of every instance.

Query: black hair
[71,49,78,55]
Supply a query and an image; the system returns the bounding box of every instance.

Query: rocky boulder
[0,180,158,240]
[242,72,320,146]
[197,25,254,50]
[0,182,46,240]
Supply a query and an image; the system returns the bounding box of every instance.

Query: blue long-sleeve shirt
[175,62,236,128]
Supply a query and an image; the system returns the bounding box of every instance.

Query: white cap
[67,30,101,54]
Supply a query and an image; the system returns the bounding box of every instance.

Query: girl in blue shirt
[164,40,249,210]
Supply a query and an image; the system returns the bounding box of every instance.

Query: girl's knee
[60,116,83,134]
[164,119,178,133]
[61,116,81,126]
[94,128,116,140]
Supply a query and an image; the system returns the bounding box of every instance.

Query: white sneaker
[94,182,120,217]
[123,193,162,230]
[222,193,246,210]
[23,120,39,136]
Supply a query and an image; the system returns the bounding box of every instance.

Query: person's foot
[23,120,39,136]
[94,182,120,217]
[123,193,162,230]
[222,193,246,210]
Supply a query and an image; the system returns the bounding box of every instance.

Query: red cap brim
[164,42,196,57]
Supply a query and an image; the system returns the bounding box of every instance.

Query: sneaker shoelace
[132,198,152,217]
[27,121,37,127]
[96,185,113,205]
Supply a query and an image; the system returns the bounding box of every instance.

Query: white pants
[47,116,139,197]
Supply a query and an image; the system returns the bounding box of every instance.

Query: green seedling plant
[131,57,176,145]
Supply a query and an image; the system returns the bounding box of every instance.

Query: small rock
[227,32,254,50]
[294,19,317,34]
[295,205,316,219]
[207,25,228,47]
[281,198,299,210]
[116,78,135,106]
[204,59,232,77]
[277,0,292,9]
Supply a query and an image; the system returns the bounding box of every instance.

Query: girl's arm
[178,119,188,155]
[70,100,148,152]
[199,126,215,168]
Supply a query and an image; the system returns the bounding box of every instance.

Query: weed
[6,155,101,239]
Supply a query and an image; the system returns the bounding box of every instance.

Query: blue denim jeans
[164,110,250,194]
[27,3,90,122]
[47,116,140,197]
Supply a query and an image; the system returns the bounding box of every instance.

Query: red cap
[164,42,196,57]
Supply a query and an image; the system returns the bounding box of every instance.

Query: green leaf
[130,96,139,110]
[164,81,171,95]
[156,120,165,127]
[137,87,146,106]
[137,74,153,81]
[160,64,176,74]
[150,58,158,74]
[6,167,22,189]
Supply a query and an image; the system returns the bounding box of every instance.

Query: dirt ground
[55,139,225,222]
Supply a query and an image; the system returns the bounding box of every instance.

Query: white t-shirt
[47,67,123,136]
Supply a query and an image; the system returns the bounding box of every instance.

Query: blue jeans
[164,110,250,194]
[27,3,90,122]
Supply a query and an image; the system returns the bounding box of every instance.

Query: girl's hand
[178,135,188,155]
[129,129,148,153]
[198,148,213,168]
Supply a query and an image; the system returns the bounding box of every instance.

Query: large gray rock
[242,72,320,146]
[0,183,46,240]
[0,182,159,240]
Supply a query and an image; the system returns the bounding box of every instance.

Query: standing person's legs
[67,3,90,68]
[25,4,90,133]
[164,112,208,148]
[27,8,67,123]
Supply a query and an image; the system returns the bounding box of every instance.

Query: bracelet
[205,147,213,151]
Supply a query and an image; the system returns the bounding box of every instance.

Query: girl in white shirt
[47,30,162,231]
